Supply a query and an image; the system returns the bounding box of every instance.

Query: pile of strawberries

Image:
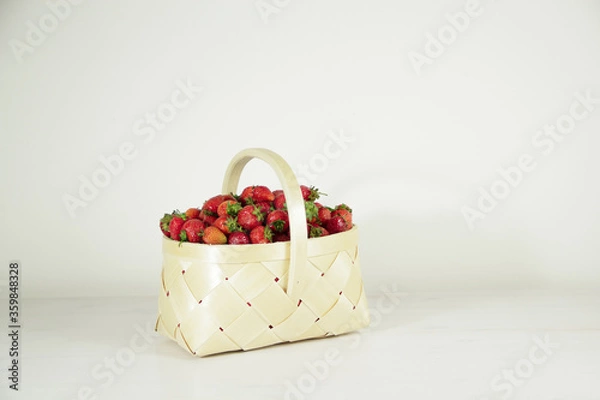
[159,185,353,245]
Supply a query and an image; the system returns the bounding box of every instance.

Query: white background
[1,0,599,298]
[1,2,600,400]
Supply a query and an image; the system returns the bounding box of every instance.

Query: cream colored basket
[155,148,370,356]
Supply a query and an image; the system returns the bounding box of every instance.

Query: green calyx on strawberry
[304,201,319,224]
[308,224,329,238]
[266,210,289,233]
[229,192,242,202]
[238,205,264,230]
[253,206,265,221]
[202,194,234,216]
[217,200,242,218]
[202,210,218,217]
[335,203,352,213]
[168,212,187,240]
[214,215,242,234]
[250,225,273,244]
[255,201,272,215]
[160,213,174,236]
[240,186,254,204]
[226,201,243,216]
[300,185,326,202]
[226,217,243,233]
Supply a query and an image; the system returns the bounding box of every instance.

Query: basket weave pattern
[155,148,370,356]
[156,229,368,356]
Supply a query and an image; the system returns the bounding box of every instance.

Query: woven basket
[155,148,370,356]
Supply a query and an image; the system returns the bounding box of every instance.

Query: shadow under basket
[155,148,370,357]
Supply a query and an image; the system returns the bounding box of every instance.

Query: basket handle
[221,148,307,302]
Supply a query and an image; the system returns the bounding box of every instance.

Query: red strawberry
[202,226,227,245]
[273,233,290,242]
[159,213,173,237]
[168,214,186,240]
[250,225,273,244]
[300,185,325,201]
[240,185,274,204]
[240,186,254,204]
[317,207,331,224]
[199,212,217,226]
[336,203,352,212]
[202,194,234,216]
[325,215,350,234]
[266,210,289,233]
[213,216,240,234]
[272,190,284,198]
[213,216,229,233]
[308,224,329,238]
[255,201,272,216]
[273,193,286,210]
[180,219,205,243]
[185,207,201,220]
[217,200,242,217]
[228,231,250,245]
[332,204,352,226]
[238,205,264,230]
[254,186,274,202]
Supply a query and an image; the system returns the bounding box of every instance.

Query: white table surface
[2,290,599,400]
